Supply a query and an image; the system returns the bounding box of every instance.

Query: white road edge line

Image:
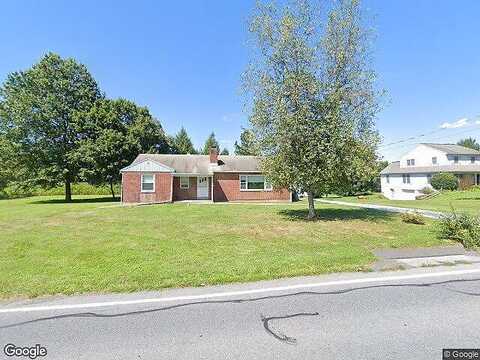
[2,268,480,314]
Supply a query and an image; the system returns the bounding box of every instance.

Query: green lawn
[333,189,480,215]
[0,196,450,299]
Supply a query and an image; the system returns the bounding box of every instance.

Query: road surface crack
[261,312,319,345]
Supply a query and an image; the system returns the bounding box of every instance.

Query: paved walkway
[316,199,444,219]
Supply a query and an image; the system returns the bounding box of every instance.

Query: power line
[379,125,480,151]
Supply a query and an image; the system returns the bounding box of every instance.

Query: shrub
[438,211,480,248]
[401,212,426,225]
[431,173,458,191]
[421,186,434,195]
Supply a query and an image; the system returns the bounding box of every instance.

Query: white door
[197,176,209,199]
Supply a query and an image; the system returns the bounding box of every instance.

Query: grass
[333,189,480,215]
[0,196,451,299]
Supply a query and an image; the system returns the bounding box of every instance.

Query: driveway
[316,199,444,219]
[1,265,480,359]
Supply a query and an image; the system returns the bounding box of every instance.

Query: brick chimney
[209,147,218,164]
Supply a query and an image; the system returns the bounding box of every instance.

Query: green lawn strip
[333,190,480,215]
[0,196,450,299]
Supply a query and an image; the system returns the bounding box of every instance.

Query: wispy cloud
[440,117,470,129]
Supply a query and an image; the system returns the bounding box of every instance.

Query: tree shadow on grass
[278,207,395,223]
[31,197,120,204]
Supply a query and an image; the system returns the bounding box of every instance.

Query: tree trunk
[109,180,116,199]
[307,191,316,219]
[65,179,72,202]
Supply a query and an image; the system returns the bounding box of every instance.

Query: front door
[197,176,209,199]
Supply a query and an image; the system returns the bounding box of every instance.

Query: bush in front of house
[431,173,458,191]
[421,186,434,195]
[401,212,426,225]
[438,211,480,248]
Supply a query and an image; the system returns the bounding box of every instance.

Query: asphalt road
[1,265,480,360]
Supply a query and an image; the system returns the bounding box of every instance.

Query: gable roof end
[120,158,175,173]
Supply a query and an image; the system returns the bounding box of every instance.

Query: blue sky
[1,1,479,160]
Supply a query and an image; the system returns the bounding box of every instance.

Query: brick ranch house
[120,148,292,203]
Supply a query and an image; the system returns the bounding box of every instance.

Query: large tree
[202,132,219,154]
[173,127,197,154]
[245,0,380,218]
[458,137,480,151]
[0,53,101,201]
[234,128,259,155]
[74,98,169,198]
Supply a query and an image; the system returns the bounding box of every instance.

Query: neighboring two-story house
[380,143,480,200]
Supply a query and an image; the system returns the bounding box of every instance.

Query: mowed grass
[0,196,450,299]
[334,189,480,215]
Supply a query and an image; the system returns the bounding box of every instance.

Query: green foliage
[172,127,197,154]
[73,98,168,198]
[35,182,121,196]
[245,0,381,218]
[0,52,101,201]
[400,212,426,225]
[457,137,480,151]
[0,182,120,199]
[340,160,389,195]
[220,148,230,155]
[202,132,219,154]
[234,128,259,155]
[421,187,434,195]
[438,211,480,248]
[431,173,458,191]
[0,137,18,192]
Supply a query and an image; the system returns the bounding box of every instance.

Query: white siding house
[380,143,480,200]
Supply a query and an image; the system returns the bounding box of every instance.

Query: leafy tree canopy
[245,0,381,218]
[220,148,230,155]
[74,98,169,198]
[234,128,259,155]
[457,137,480,151]
[0,52,101,201]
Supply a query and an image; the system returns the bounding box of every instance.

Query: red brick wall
[122,172,172,203]
[213,173,290,202]
[173,177,212,201]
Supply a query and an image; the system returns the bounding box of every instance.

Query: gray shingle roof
[422,143,480,155]
[380,161,480,175]
[131,154,261,174]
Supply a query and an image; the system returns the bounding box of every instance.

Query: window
[386,175,390,184]
[454,156,459,164]
[180,177,189,189]
[407,159,411,166]
[411,159,415,166]
[407,159,415,166]
[432,157,437,165]
[471,157,476,164]
[240,175,272,191]
[427,174,432,184]
[402,174,410,184]
[141,174,155,192]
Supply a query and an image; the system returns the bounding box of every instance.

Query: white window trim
[180,177,190,189]
[141,173,155,193]
[239,174,273,192]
